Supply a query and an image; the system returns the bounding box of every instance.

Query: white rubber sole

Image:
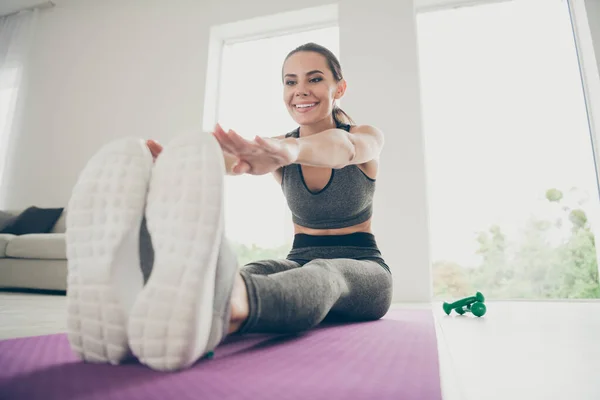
[128,132,224,372]
[65,137,153,364]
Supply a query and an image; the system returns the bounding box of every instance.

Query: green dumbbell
[468,302,486,317]
[457,300,487,317]
[443,292,486,317]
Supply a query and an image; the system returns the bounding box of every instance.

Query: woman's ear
[334,79,347,99]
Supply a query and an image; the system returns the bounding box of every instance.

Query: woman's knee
[241,259,300,275]
[370,290,393,319]
[371,272,393,319]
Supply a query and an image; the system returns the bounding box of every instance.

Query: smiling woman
[281,42,354,127]
[207,36,393,338]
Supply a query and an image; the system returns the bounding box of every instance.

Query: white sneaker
[128,132,225,371]
[66,137,153,364]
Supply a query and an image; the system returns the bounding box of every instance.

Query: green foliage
[569,209,587,229]
[546,188,563,202]
[557,227,600,298]
[432,260,472,297]
[434,188,600,299]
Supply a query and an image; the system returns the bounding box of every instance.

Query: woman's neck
[299,115,337,137]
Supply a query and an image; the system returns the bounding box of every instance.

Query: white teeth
[296,103,316,108]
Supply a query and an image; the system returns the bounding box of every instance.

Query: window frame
[202,4,338,132]
[566,0,600,284]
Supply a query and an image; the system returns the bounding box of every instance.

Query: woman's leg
[234,258,393,334]
[127,132,228,372]
[66,137,153,364]
[226,259,301,333]
[241,259,302,275]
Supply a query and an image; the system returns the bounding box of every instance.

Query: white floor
[1,292,600,400]
[432,301,600,400]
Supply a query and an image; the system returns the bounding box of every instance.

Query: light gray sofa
[0,209,67,292]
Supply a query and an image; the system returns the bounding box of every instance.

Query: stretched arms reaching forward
[211,124,384,175]
[146,123,383,177]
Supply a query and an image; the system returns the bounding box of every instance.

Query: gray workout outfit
[138,122,393,335]
[236,122,393,334]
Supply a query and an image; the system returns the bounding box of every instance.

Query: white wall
[3,0,431,302]
[3,0,213,208]
[2,0,341,208]
[340,0,431,302]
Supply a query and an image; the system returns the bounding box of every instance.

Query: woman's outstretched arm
[211,124,385,175]
[289,125,384,169]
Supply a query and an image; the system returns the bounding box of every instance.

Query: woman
[65,43,393,372]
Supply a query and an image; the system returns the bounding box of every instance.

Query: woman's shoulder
[347,123,383,135]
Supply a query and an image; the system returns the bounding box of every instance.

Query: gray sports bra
[281,123,376,229]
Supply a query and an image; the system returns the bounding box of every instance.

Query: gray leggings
[237,240,393,334]
[139,219,393,334]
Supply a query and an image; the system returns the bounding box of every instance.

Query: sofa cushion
[5,233,67,260]
[0,234,15,258]
[0,258,67,291]
[1,206,64,235]
[50,209,67,234]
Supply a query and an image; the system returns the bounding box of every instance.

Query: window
[216,27,339,265]
[0,10,38,206]
[0,66,20,192]
[417,0,600,299]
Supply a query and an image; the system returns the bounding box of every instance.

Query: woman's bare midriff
[293,218,373,236]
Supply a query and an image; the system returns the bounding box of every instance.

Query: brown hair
[283,42,355,126]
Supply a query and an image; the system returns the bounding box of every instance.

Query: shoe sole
[66,138,152,364]
[128,133,224,371]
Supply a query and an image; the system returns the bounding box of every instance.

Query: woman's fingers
[227,129,262,155]
[212,124,262,157]
[146,139,163,160]
[214,123,227,136]
[226,130,252,153]
[232,160,251,175]
[212,126,237,154]
[214,126,251,156]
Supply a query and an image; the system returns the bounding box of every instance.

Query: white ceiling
[0,0,52,17]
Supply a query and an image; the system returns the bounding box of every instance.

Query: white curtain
[0,10,38,208]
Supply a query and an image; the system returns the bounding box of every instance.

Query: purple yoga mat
[0,309,441,400]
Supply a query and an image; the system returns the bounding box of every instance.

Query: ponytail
[332,105,355,126]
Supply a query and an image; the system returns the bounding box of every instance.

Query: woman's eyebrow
[284,70,324,79]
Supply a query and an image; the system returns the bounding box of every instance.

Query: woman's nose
[295,82,309,96]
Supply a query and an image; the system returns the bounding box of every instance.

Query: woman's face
[282,51,344,126]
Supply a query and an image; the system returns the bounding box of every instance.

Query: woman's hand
[212,124,299,175]
[146,135,252,175]
[146,139,163,162]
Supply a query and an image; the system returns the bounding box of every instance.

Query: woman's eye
[310,77,322,83]
[285,80,296,86]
